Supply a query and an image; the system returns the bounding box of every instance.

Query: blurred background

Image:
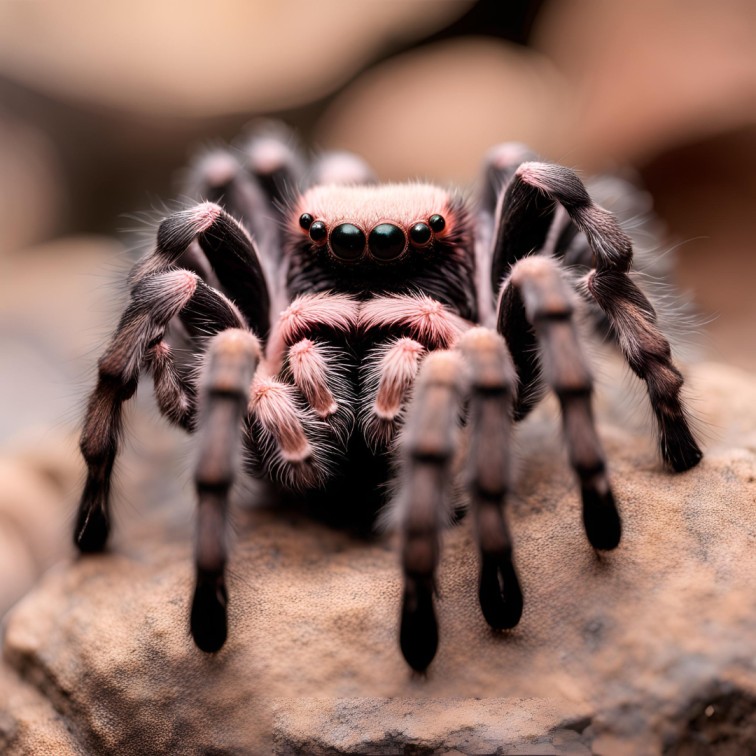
[1,0,755,612]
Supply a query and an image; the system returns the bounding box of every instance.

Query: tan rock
[0,437,81,617]
[0,2,472,117]
[1,360,755,754]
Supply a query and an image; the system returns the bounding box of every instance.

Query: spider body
[285,184,476,321]
[75,125,702,672]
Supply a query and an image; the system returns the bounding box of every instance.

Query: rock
[1,360,755,754]
[0,438,81,617]
[0,116,65,253]
[315,37,567,183]
[0,664,81,756]
[0,235,126,443]
[0,2,472,117]
[314,2,756,179]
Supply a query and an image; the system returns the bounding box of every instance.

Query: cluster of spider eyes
[298,212,446,262]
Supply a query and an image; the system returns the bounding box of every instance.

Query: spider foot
[581,484,622,551]
[479,551,523,630]
[190,572,228,653]
[662,423,703,473]
[74,495,110,553]
[400,577,438,672]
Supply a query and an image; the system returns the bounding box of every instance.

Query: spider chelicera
[75,124,702,671]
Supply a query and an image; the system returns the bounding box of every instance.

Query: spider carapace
[75,125,702,672]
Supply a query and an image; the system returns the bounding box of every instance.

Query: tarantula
[75,124,702,672]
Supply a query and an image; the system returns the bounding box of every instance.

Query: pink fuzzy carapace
[294,183,454,236]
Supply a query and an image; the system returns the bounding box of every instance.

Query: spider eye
[369,223,406,261]
[299,213,314,230]
[428,214,446,233]
[330,223,365,261]
[429,214,446,232]
[409,222,431,246]
[309,220,327,243]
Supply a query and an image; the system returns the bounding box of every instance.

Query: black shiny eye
[429,214,446,232]
[409,222,431,246]
[330,223,365,261]
[369,223,406,261]
[309,221,327,243]
[299,213,313,230]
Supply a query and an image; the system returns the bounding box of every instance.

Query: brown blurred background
[0,0,755,608]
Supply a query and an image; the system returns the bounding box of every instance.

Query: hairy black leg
[487,156,558,294]
[76,271,203,552]
[496,276,543,421]
[191,329,260,653]
[310,150,377,187]
[240,122,307,213]
[398,351,463,671]
[458,328,523,629]
[502,162,701,471]
[504,162,635,272]
[501,257,621,550]
[130,203,271,339]
[584,269,702,471]
[479,142,538,219]
[76,270,249,554]
[148,279,250,430]
[144,340,196,430]
[183,148,274,257]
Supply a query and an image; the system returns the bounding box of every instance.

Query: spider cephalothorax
[285,183,477,322]
[75,123,702,671]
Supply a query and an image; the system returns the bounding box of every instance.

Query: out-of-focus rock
[0,117,65,253]
[315,37,567,184]
[0,1,472,117]
[0,663,81,756]
[641,126,756,373]
[532,0,756,167]
[0,442,79,617]
[0,234,119,616]
[0,235,125,441]
[1,360,755,754]
[315,1,756,180]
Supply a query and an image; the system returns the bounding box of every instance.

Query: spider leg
[486,154,560,293]
[359,337,426,451]
[458,328,523,630]
[144,340,195,430]
[479,142,537,219]
[245,293,360,489]
[498,256,622,551]
[492,162,701,472]
[130,203,271,339]
[582,268,702,471]
[358,293,471,452]
[398,351,464,672]
[310,150,377,186]
[240,121,307,214]
[191,328,260,653]
[183,148,270,250]
[286,338,354,445]
[75,271,247,553]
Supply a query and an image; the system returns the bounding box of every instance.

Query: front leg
[497,256,622,551]
[358,293,471,450]
[191,328,260,653]
[76,271,247,553]
[489,161,702,472]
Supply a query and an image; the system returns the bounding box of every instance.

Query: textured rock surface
[1,360,755,754]
[0,438,80,617]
